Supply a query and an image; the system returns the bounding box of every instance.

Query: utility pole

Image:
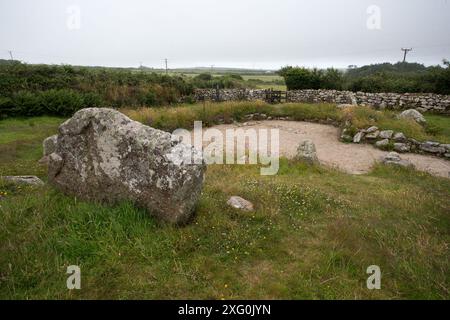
[164,58,168,74]
[8,50,13,60]
[401,48,412,63]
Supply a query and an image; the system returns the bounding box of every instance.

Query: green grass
[0,114,449,299]
[0,116,64,177]
[425,114,450,141]
[0,117,63,145]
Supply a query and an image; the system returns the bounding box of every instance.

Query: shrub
[283,68,318,90]
[0,97,14,117]
[0,62,194,115]
[279,61,450,94]
[39,89,84,116]
[195,73,213,81]
[2,89,104,117]
[281,67,343,90]
[82,92,104,108]
[141,91,158,106]
[12,91,43,116]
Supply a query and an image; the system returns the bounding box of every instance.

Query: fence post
[215,85,220,102]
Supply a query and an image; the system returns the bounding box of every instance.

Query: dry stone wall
[194,89,450,114]
[194,89,265,101]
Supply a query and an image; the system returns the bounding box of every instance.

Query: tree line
[278,61,450,95]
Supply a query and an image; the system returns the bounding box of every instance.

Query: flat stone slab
[1,176,45,186]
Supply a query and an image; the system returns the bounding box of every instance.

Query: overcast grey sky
[0,0,449,69]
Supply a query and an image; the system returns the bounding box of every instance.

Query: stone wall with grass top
[194,89,450,114]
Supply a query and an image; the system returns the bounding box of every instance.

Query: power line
[401,48,413,62]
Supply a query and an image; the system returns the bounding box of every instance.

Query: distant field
[242,74,286,90]
[166,71,287,90]
[242,74,284,82]
[172,73,284,82]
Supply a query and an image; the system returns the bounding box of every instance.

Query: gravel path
[199,120,450,178]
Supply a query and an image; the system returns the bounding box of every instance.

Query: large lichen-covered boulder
[47,108,206,225]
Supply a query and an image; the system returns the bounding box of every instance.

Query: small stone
[341,134,353,142]
[43,135,58,156]
[398,109,426,124]
[379,130,394,139]
[408,138,420,146]
[39,134,59,165]
[1,176,44,186]
[296,139,319,164]
[381,152,414,168]
[393,132,406,142]
[353,131,364,143]
[227,196,254,211]
[365,126,379,133]
[394,143,411,153]
[396,160,415,168]
[383,152,401,162]
[365,131,380,139]
[420,141,446,154]
[375,139,390,148]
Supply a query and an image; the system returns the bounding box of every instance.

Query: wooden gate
[264,89,288,104]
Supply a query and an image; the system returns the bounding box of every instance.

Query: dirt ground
[189,120,450,179]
